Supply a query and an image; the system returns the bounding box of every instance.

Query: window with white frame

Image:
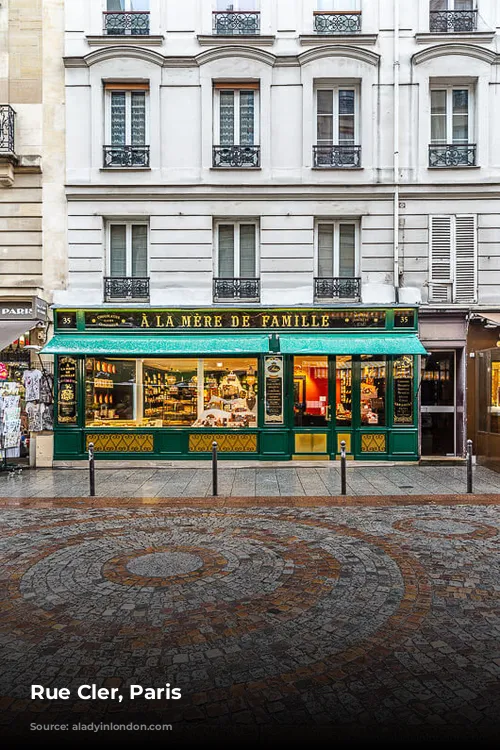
[429,0,476,33]
[216,1,259,9]
[430,87,472,144]
[108,223,148,278]
[104,85,149,167]
[316,0,359,9]
[107,0,149,10]
[215,222,258,279]
[429,215,477,303]
[430,0,473,10]
[316,87,357,146]
[214,86,259,147]
[105,0,150,36]
[316,222,358,279]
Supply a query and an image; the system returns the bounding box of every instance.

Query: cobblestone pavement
[1,498,499,739]
[0,463,498,497]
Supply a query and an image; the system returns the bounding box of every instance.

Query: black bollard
[340,440,347,496]
[466,439,473,494]
[88,441,95,497]
[212,441,218,497]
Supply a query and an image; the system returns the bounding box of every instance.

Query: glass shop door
[421,350,456,456]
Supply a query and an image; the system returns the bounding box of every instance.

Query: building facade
[48,0,500,464]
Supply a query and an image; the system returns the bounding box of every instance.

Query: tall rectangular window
[216,222,257,278]
[431,88,471,144]
[109,223,148,278]
[317,88,356,145]
[317,222,357,279]
[104,84,149,167]
[213,83,260,167]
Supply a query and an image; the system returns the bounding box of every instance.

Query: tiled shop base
[0,499,499,737]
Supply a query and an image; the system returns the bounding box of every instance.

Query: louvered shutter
[218,225,235,278]
[239,224,256,277]
[131,225,147,277]
[429,216,453,302]
[110,225,127,277]
[318,224,334,278]
[454,215,476,303]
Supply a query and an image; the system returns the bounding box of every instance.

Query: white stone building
[48,0,500,463]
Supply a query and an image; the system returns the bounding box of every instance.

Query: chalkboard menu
[394,378,413,424]
[264,356,284,425]
[57,357,78,425]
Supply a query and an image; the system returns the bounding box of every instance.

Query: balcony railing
[213,11,260,35]
[213,145,260,168]
[103,11,150,36]
[314,277,361,300]
[103,145,150,168]
[313,144,361,168]
[104,277,150,302]
[429,9,477,33]
[0,105,15,154]
[213,278,260,301]
[428,143,476,168]
[313,11,362,34]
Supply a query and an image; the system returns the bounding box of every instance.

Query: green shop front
[44,307,426,462]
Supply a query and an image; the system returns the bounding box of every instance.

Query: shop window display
[85,358,137,427]
[360,355,386,426]
[335,356,352,426]
[196,358,258,428]
[293,357,329,427]
[490,356,500,434]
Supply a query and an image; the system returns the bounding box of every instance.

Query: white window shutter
[454,215,476,303]
[429,216,453,302]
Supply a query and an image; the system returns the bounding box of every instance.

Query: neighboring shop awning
[42,334,271,356]
[0,320,40,352]
[278,334,427,355]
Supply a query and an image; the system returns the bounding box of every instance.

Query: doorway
[421,350,456,455]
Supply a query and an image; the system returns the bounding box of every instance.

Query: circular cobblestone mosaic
[127,551,203,577]
[393,516,499,540]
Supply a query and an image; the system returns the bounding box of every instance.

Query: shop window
[335,356,352,427]
[293,356,329,427]
[84,357,258,429]
[104,84,149,167]
[360,355,386,426]
[490,355,500,434]
[213,83,260,167]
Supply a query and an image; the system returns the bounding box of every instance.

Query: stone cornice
[412,42,497,66]
[415,31,495,45]
[65,46,165,68]
[298,45,380,67]
[195,45,276,66]
[197,35,276,47]
[299,34,378,47]
[86,35,164,47]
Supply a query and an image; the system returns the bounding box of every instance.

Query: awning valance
[0,320,40,352]
[278,334,427,355]
[42,334,271,356]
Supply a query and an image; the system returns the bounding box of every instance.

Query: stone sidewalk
[0,463,498,498]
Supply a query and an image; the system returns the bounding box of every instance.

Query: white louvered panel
[454,215,476,303]
[429,215,452,302]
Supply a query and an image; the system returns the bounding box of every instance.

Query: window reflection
[360,355,386,426]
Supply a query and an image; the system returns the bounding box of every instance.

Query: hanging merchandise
[26,402,43,432]
[40,372,54,404]
[0,381,22,467]
[23,369,42,401]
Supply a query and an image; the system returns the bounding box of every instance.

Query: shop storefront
[468,313,500,472]
[44,307,426,462]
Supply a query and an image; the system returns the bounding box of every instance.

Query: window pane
[195,358,258,428]
[317,115,333,143]
[336,356,352,427]
[339,90,354,115]
[431,113,447,143]
[217,0,233,9]
[421,352,455,407]
[431,90,446,115]
[239,90,255,146]
[239,224,256,277]
[452,89,468,114]
[131,225,147,277]
[393,356,414,425]
[85,358,136,426]
[455,0,473,10]
[360,355,386,427]
[452,114,468,143]
[110,92,126,145]
[490,357,500,434]
[429,0,446,9]
[339,224,355,277]
[219,91,234,146]
[293,356,329,427]
[144,359,198,427]
[218,225,235,278]
[318,224,334,278]
[317,90,333,115]
[131,92,146,145]
[107,0,125,10]
[110,225,127,277]
[130,0,149,10]
[339,114,355,143]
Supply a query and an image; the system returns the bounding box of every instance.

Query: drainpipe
[393,0,400,302]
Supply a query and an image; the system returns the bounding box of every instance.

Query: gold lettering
[271,316,280,327]
[231,315,240,328]
[155,315,165,328]
[204,316,212,328]
[322,315,330,328]
[165,315,174,328]
[242,315,250,328]
[301,315,310,328]
[193,315,202,328]
[262,316,270,328]
[181,316,192,328]
[214,316,222,328]
[281,315,292,327]
[311,315,320,327]
[140,313,150,328]
[294,315,300,327]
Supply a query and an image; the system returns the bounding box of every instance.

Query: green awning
[42,334,270,356]
[278,334,426,355]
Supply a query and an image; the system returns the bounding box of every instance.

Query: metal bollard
[88,442,95,497]
[466,439,473,494]
[340,440,347,496]
[212,441,218,497]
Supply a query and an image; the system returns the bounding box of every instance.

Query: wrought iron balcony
[213,145,260,168]
[213,11,260,35]
[428,143,476,168]
[213,278,260,302]
[103,145,150,168]
[315,277,361,301]
[0,105,15,154]
[313,144,361,168]
[103,11,150,35]
[313,11,362,34]
[429,9,477,33]
[104,277,150,302]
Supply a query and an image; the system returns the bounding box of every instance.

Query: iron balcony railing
[213,11,260,35]
[103,11,150,35]
[428,143,476,168]
[213,278,260,301]
[0,105,15,154]
[429,9,477,33]
[104,277,150,302]
[315,278,361,300]
[313,11,362,34]
[313,144,361,168]
[213,145,260,168]
[103,145,150,168]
